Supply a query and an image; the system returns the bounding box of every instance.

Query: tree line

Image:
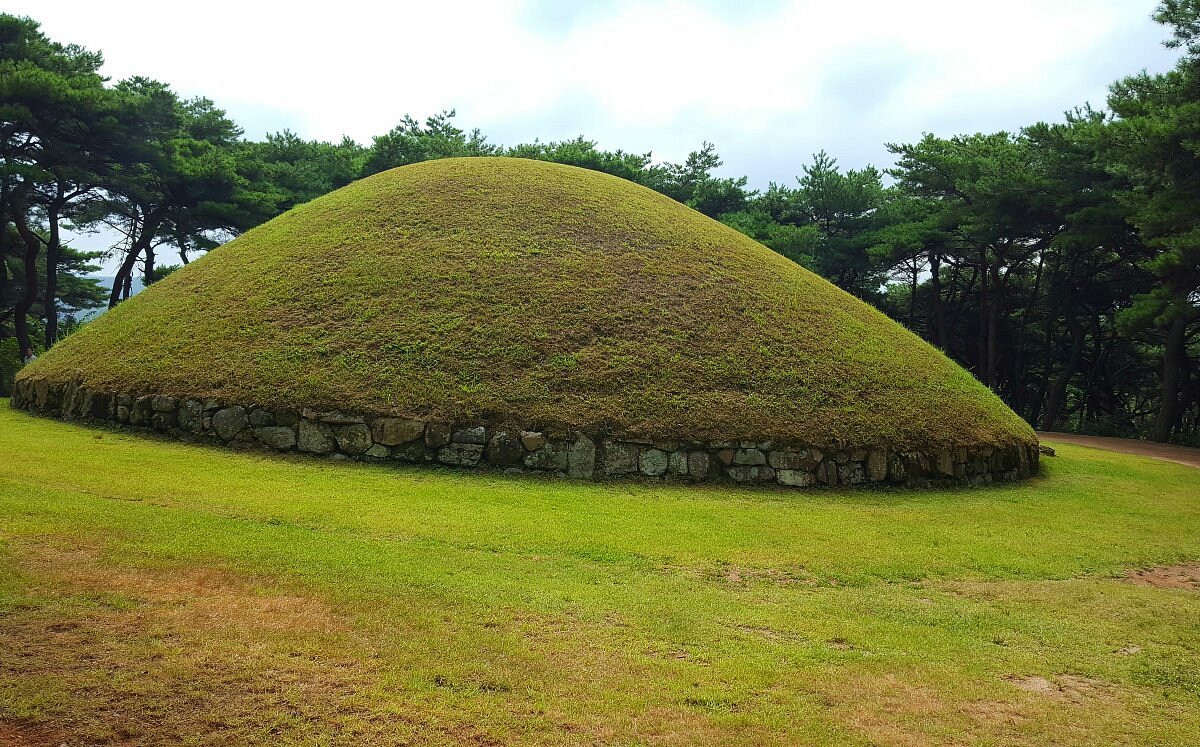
[2,3,1198,443]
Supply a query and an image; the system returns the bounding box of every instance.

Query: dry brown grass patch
[25,543,343,635]
[0,540,384,745]
[0,538,802,746]
[815,669,1131,747]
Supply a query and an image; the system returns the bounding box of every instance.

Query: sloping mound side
[18,157,1033,451]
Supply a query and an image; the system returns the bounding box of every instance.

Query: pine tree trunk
[909,256,918,328]
[977,252,989,383]
[0,230,10,338]
[987,285,1001,389]
[109,213,163,308]
[986,263,1008,392]
[1011,253,1045,418]
[1153,313,1189,442]
[43,201,62,348]
[143,245,155,286]
[11,215,42,357]
[108,247,141,309]
[1042,323,1086,431]
[929,252,946,348]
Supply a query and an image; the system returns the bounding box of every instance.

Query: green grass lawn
[1,402,1197,745]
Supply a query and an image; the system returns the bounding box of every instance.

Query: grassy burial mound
[12,157,1038,486]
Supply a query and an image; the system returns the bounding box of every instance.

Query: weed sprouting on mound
[18,157,1034,450]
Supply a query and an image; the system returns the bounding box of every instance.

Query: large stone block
[34,380,51,409]
[248,408,275,427]
[304,409,363,425]
[452,426,487,445]
[335,423,373,455]
[212,406,248,441]
[394,441,430,462]
[640,448,669,476]
[9,379,25,407]
[866,449,888,481]
[486,429,525,466]
[73,388,92,419]
[934,451,955,477]
[129,396,154,426]
[816,460,839,485]
[48,382,66,411]
[151,409,177,431]
[777,469,816,487]
[21,379,36,406]
[61,383,79,417]
[969,455,989,475]
[372,417,424,446]
[298,420,336,454]
[425,422,452,448]
[768,449,820,470]
[568,433,596,478]
[520,431,547,452]
[732,448,767,466]
[524,441,569,471]
[88,391,111,420]
[687,451,710,478]
[255,426,297,450]
[438,443,483,467]
[177,399,204,432]
[668,449,689,476]
[726,465,776,482]
[838,462,866,485]
[603,440,639,475]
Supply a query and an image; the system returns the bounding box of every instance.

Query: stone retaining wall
[9,378,1039,488]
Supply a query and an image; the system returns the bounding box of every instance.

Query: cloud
[9,0,1181,190]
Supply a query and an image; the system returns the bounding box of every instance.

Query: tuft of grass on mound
[19,157,1033,450]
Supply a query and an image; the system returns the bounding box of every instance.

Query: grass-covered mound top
[19,157,1034,450]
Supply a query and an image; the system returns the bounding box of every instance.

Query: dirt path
[1038,432,1200,469]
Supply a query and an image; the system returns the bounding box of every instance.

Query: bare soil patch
[0,719,71,747]
[1005,675,1055,694]
[666,561,817,587]
[1124,564,1200,591]
[1003,674,1114,703]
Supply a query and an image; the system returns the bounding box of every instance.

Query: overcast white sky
[9,0,1182,268]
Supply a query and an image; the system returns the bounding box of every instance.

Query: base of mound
[9,378,1039,489]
